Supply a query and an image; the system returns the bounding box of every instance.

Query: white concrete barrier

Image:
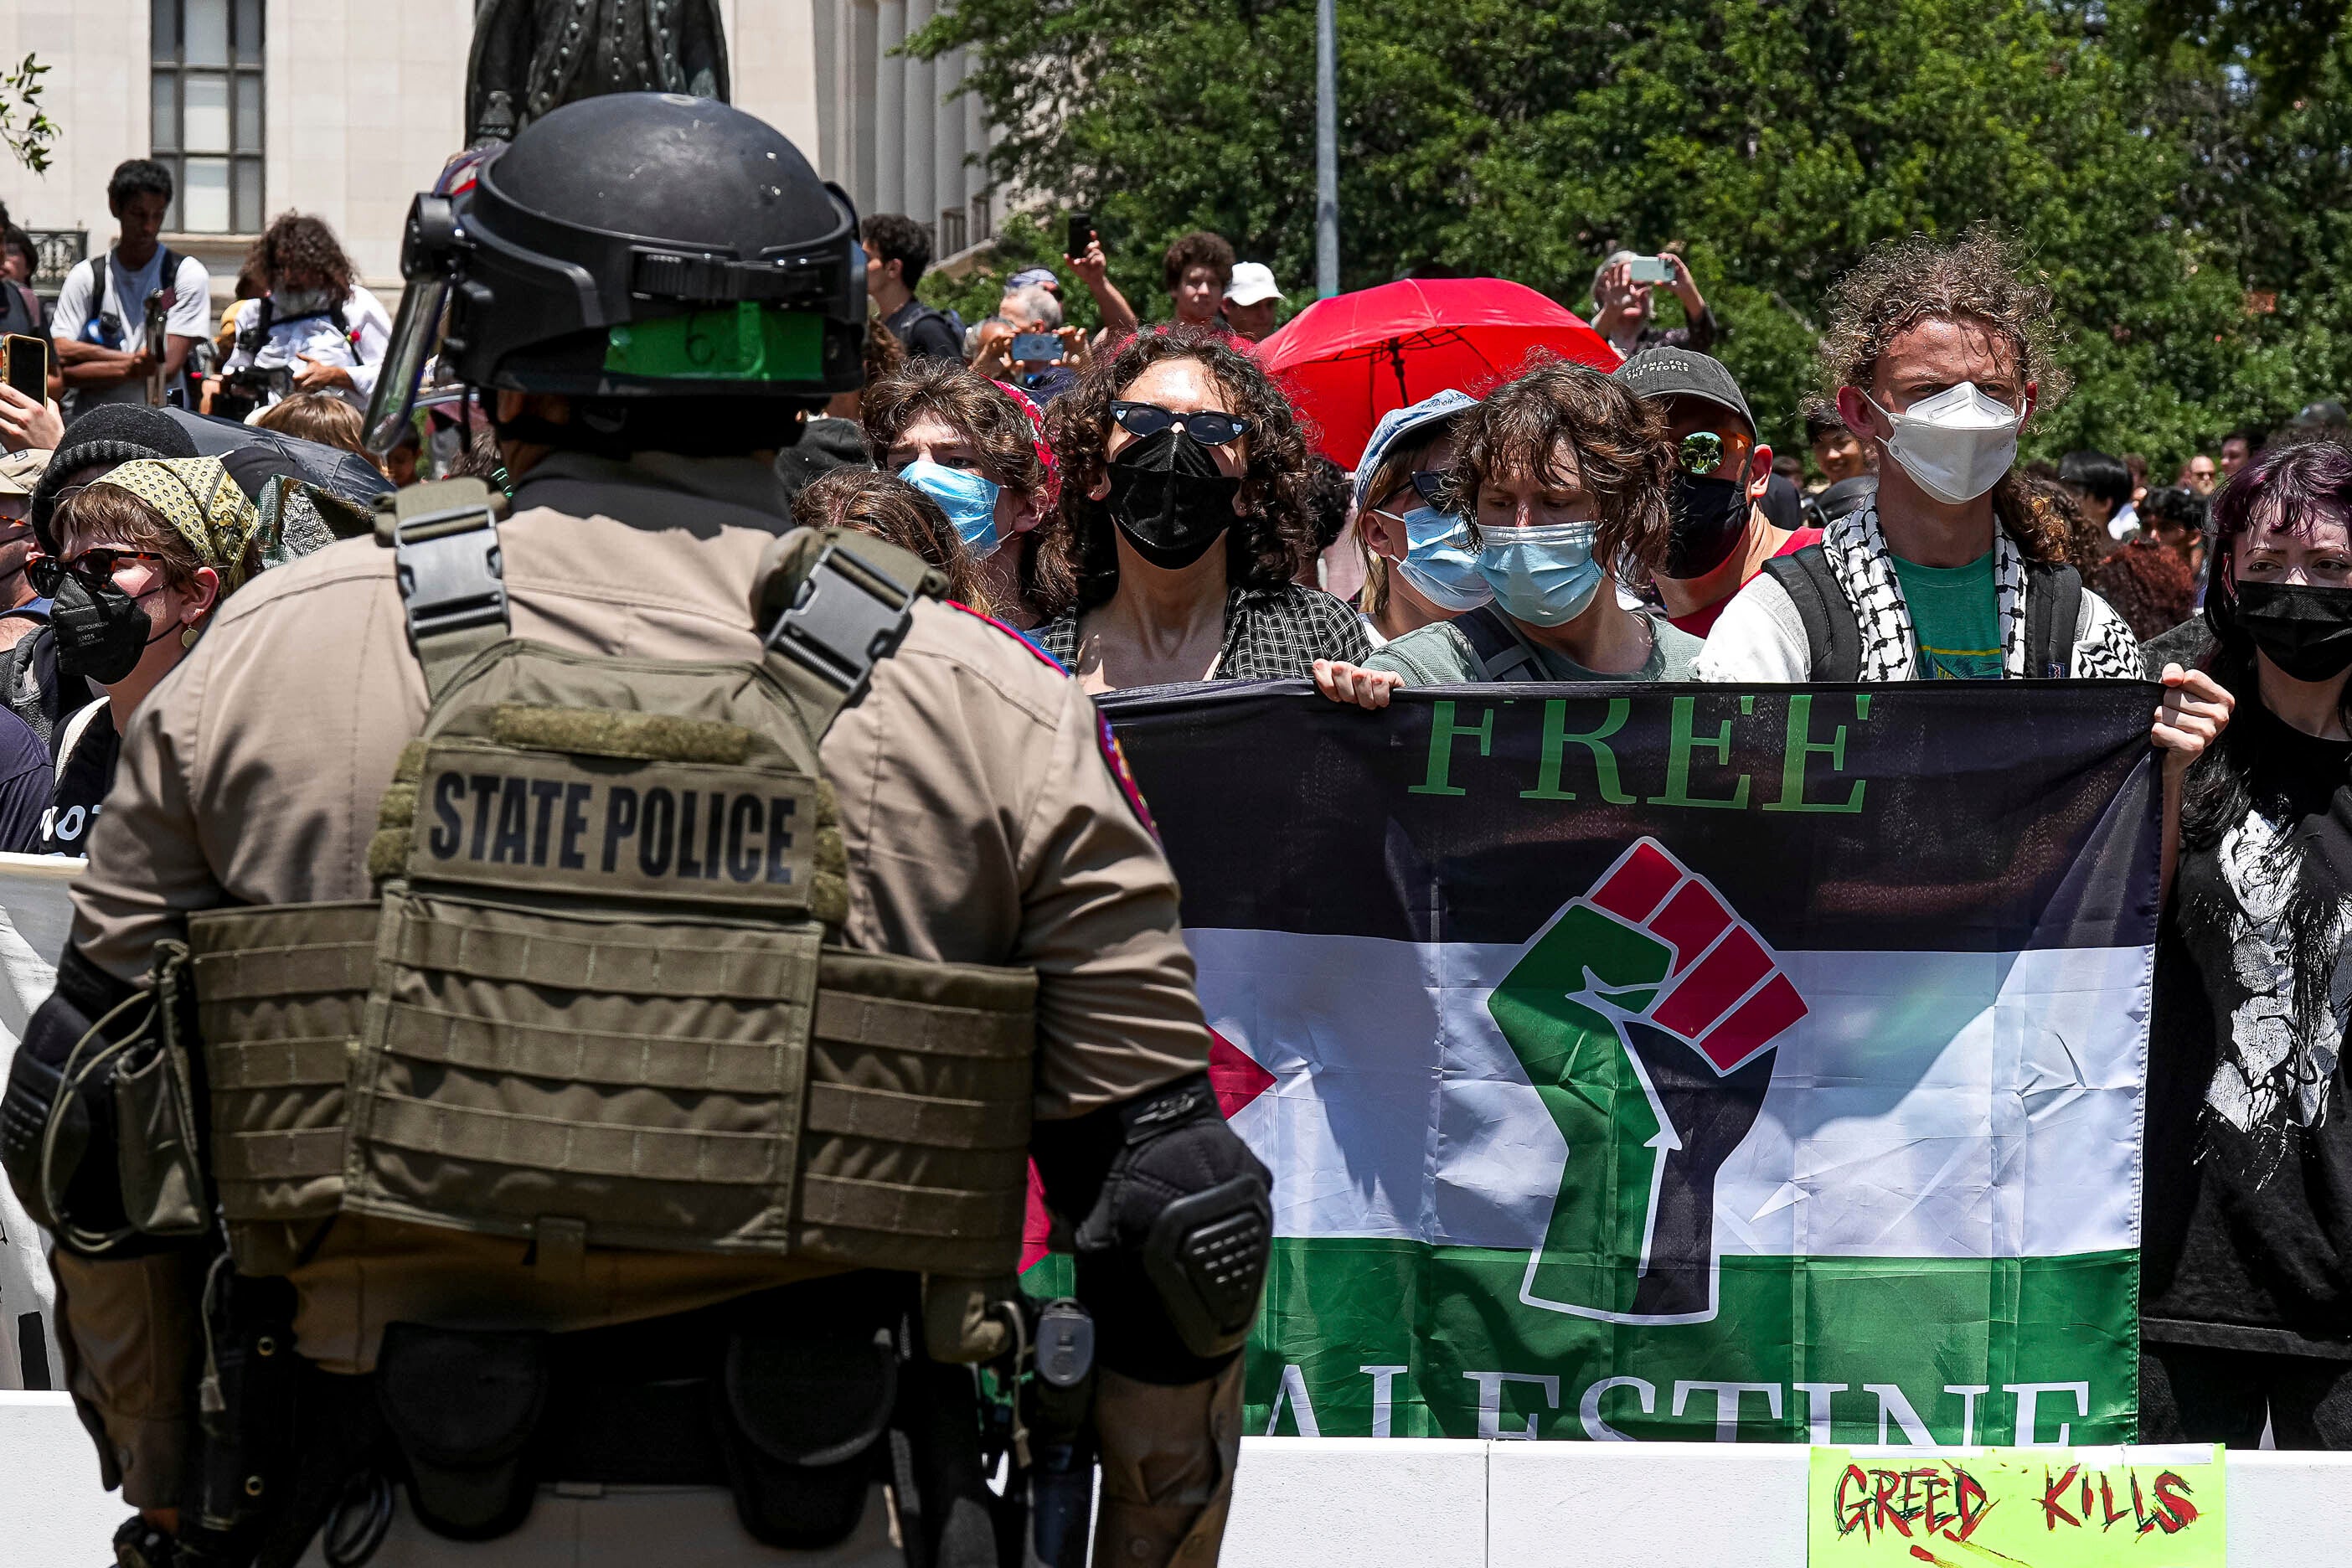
[6,1393,2349,1564]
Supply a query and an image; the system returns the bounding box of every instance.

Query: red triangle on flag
[1210,1025,1277,1118]
[1021,1027,1275,1271]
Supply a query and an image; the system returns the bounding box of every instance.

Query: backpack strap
[1454,605,1543,683]
[374,477,509,699]
[2022,559,2084,680]
[1761,546,1863,681]
[54,697,108,775]
[753,527,946,737]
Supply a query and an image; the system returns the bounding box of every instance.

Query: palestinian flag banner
[1096,680,2159,1446]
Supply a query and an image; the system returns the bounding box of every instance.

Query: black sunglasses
[29,547,172,597]
[1408,470,1458,508]
[1111,400,1251,446]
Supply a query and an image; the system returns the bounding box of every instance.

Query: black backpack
[1760,544,2083,680]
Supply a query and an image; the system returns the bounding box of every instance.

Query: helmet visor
[365,276,451,456]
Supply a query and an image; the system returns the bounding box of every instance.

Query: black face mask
[2235,580,2352,682]
[1663,472,1750,579]
[52,573,168,685]
[1104,426,1242,570]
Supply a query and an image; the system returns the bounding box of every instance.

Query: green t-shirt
[1366,611,1705,684]
[1890,551,2003,679]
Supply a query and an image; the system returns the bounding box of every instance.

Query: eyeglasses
[28,547,172,597]
[1407,470,1457,508]
[1111,400,1251,446]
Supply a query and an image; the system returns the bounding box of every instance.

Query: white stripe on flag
[1190,927,2148,1261]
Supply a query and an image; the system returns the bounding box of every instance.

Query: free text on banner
[1807,1443,2226,1565]
[1097,679,2162,1445]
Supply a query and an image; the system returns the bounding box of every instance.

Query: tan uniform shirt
[58,460,1207,1497]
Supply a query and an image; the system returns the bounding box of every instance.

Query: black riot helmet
[365,93,864,457]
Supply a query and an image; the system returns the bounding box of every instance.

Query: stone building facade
[0,0,995,305]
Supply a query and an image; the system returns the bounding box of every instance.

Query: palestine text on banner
[1807,1443,2226,1565]
[1099,681,2160,1444]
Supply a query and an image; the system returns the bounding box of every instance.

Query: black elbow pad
[1032,1074,1271,1385]
[0,945,145,1247]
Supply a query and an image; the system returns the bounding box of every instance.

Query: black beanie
[30,404,202,552]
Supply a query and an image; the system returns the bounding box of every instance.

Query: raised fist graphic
[1488,839,1808,1323]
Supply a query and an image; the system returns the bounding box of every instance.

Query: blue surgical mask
[900,459,1003,557]
[1382,505,1492,612]
[1475,520,1606,627]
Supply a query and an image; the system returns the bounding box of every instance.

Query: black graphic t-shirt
[2143,702,2352,1359]
[0,706,49,854]
[39,699,117,856]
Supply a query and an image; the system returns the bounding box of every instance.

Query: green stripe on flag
[1240,1238,2135,1444]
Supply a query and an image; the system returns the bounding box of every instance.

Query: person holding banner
[1694,230,2152,686]
[1038,328,1369,687]
[2142,438,2352,1448]
[1349,388,1479,647]
[1310,358,1694,704]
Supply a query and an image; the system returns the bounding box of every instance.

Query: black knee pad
[0,945,144,1246]
[1032,1075,1271,1384]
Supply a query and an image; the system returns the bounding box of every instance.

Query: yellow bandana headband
[89,457,261,592]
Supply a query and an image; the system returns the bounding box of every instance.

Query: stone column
[903,0,936,245]
[933,45,963,253]
[874,0,905,216]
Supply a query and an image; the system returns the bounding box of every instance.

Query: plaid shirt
[1039,583,1370,680]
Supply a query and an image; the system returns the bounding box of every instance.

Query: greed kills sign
[1807,1446,2226,1568]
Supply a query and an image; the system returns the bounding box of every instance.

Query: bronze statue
[466,0,731,145]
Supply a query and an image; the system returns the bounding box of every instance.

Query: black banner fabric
[1099,680,2161,954]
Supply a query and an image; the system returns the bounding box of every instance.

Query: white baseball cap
[1224,262,1285,307]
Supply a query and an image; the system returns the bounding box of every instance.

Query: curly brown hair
[1037,327,1319,616]
[863,312,907,389]
[1162,231,1235,295]
[1818,225,2071,563]
[791,468,993,614]
[2086,536,2196,641]
[862,360,1050,498]
[863,359,1065,613]
[255,211,356,298]
[1452,356,1674,579]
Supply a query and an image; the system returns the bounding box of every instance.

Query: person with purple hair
[2143,438,2352,1449]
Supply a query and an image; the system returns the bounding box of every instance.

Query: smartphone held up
[2,335,47,405]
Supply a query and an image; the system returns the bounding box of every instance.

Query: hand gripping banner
[1094,682,2160,1446]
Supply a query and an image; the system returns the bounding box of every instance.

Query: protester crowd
[1,152,2347,1452]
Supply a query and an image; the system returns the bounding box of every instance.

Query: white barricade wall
[4,1400,2349,1565]
[0,854,81,1395]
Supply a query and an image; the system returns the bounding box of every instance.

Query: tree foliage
[914,0,2352,472]
[1,55,56,175]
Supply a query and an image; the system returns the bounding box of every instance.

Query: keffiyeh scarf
[1822,504,2143,680]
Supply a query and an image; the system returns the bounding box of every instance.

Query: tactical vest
[180,482,1040,1301]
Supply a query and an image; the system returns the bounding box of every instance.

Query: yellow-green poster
[1808,1445,2226,1565]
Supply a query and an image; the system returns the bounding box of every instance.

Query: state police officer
[2,94,1267,1567]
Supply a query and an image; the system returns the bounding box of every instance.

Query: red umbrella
[1253,278,1622,467]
